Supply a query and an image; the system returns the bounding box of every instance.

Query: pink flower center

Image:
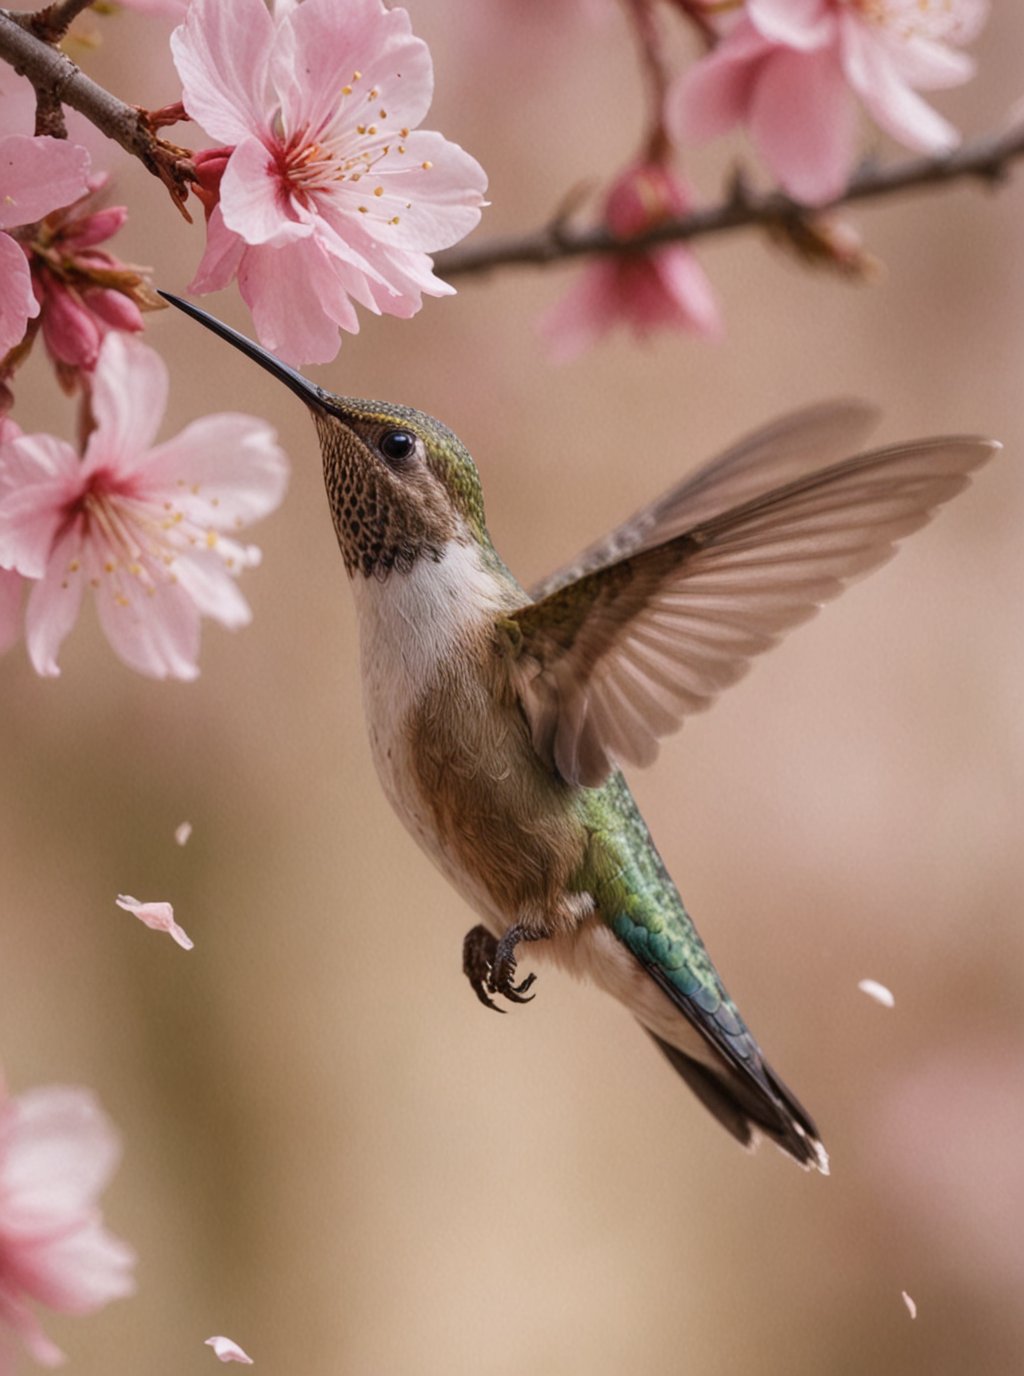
[57,469,249,604]
[270,73,430,229]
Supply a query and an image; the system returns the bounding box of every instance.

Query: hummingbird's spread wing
[529,400,881,601]
[508,437,998,787]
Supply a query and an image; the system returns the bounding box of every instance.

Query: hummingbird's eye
[379,429,417,466]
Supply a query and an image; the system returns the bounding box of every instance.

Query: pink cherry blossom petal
[238,238,365,365]
[749,44,856,203]
[219,137,313,248]
[85,333,168,471]
[174,821,192,846]
[189,206,247,295]
[206,1335,254,1364]
[335,129,489,252]
[273,0,434,138]
[0,233,38,356]
[169,551,253,631]
[95,571,202,681]
[23,528,87,676]
[171,0,273,144]
[901,1290,917,1319]
[140,413,288,529]
[654,248,724,338]
[894,33,975,89]
[0,1088,121,1230]
[748,0,834,50]
[839,13,959,152]
[0,437,81,579]
[0,1081,134,1367]
[0,136,91,231]
[115,895,194,950]
[858,978,896,1008]
[666,19,770,144]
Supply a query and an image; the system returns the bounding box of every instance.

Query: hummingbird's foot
[489,922,540,1004]
[463,925,504,1012]
[461,923,540,1012]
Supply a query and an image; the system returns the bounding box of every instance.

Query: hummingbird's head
[159,294,489,580]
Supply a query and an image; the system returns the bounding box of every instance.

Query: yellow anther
[400,127,409,138]
[369,87,380,99]
[341,84,352,95]
[104,560,115,573]
[421,160,433,170]
[374,186,384,197]
[68,558,80,573]
[205,531,218,549]
[358,205,368,213]
[389,215,400,225]
[367,125,377,135]
[352,70,362,80]
[379,108,387,119]
[357,124,367,135]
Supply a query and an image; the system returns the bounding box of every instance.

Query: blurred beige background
[2,4,1022,1374]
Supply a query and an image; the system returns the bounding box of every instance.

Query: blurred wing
[529,400,881,600]
[510,438,998,788]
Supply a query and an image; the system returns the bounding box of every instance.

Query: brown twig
[0,8,196,218]
[15,0,96,42]
[437,121,1024,279]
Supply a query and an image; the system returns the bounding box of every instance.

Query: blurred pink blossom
[205,1335,254,1364]
[21,177,161,394]
[540,163,722,360]
[171,0,488,364]
[0,332,289,679]
[0,1080,135,1368]
[667,0,988,203]
[0,136,91,359]
[116,895,193,950]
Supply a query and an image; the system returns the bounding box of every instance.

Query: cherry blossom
[540,163,722,360]
[0,136,91,361]
[0,1079,134,1368]
[667,0,989,204]
[206,1335,254,1364]
[171,0,488,364]
[116,895,193,950]
[0,332,289,679]
[17,177,160,395]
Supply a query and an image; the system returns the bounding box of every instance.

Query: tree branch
[0,8,195,217]
[437,121,1024,280]
[14,0,97,42]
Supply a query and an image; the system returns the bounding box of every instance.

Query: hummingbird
[162,291,999,1173]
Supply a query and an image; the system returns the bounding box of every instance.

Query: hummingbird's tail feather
[648,1031,829,1173]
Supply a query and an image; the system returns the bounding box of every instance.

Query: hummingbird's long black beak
[158,291,338,415]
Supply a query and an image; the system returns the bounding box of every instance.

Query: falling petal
[858,978,895,1008]
[901,1290,917,1319]
[174,821,193,847]
[206,1335,254,1364]
[115,894,194,951]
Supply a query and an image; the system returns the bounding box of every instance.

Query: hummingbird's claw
[461,922,542,1011]
[462,924,504,1012]
[488,923,540,1004]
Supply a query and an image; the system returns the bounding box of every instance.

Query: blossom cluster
[543,0,989,356]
